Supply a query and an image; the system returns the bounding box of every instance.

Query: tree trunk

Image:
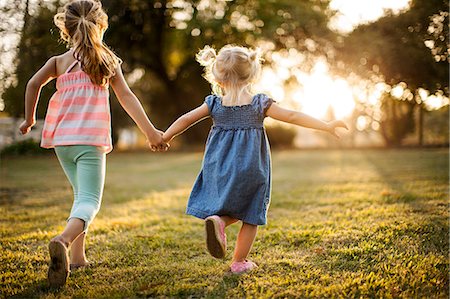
[11,118,18,142]
[10,0,30,142]
[418,104,424,147]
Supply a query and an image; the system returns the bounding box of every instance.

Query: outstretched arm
[110,65,167,151]
[19,57,57,134]
[266,103,347,137]
[163,104,210,143]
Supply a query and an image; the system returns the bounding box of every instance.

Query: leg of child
[232,222,258,262]
[220,215,239,227]
[49,146,104,286]
[51,218,85,246]
[70,233,89,266]
[68,146,105,257]
[53,147,84,247]
[47,217,84,287]
[55,146,106,260]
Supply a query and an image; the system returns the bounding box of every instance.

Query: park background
[0,0,449,298]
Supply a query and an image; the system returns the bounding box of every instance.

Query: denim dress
[186,93,274,225]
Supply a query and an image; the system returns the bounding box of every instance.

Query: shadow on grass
[363,151,449,251]
[362,152,447,210]
[300,152,450,296]
[207,273,241,297]
[134,269,241,297]
[10,279,62,299]
[0,187,27,205]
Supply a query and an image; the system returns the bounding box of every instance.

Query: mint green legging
[55,145,106,232]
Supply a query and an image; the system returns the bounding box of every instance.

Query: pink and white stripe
[41,62,112,153]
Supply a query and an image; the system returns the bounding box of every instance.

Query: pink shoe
[230,260,257,274]
[205,215,227,258]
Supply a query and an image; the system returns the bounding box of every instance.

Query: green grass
[1,149,448,298]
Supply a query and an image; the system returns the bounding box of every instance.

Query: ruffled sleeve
[204,94,217,115]
[254,93,275,117]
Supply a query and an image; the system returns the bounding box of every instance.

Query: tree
[0,0,27,103]
[2,1,66,119]
[379,92,415,147]
[335,0,449,146]
[102,0,336,142]
[2,0,337,144]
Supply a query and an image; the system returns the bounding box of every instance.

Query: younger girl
[163,45,346,274]
[19,0,167,287]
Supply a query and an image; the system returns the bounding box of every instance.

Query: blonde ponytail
[54,0,121,86]
[196,46,217,67]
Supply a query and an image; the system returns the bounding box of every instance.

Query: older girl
[19,0,167,287]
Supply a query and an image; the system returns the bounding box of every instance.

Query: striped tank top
[41,60,112,153]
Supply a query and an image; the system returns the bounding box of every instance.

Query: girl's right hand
[326,120,348,138]
[19,120,35,135]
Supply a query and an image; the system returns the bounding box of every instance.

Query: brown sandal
[48,240,70,287]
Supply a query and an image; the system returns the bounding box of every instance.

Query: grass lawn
[1,149,448,298]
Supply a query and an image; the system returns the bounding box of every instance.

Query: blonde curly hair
[196,45,262,103]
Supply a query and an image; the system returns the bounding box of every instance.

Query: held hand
[156,129,170,152]
[146,129,170,152]
[19,119,35,135]
[162,132,172,144]
[326,120,348,138]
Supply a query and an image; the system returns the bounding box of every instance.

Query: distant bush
[0,139,49,157]
[266,125,297,149]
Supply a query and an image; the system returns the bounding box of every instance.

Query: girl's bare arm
[163,104,210,142]
[266,103,347,137]
[19,57,57,134]
[110,65,166,151]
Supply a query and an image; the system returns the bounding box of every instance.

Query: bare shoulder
[53,50,76,76]
[110,64,124,85]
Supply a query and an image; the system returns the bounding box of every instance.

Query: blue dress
[186,93,274,225]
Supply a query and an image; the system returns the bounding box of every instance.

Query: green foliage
[102,0,335,142]
[426,10,449,63]
[2,4,66,118]
[266,125,296,148]
[337,0,449,94]
[2,0,336,144]
[336,0,449,146]
[1,150,448,297]
[0,138,49,157]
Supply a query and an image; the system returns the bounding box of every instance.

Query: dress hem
[186,206,266,226]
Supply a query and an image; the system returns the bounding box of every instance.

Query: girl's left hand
[326,120,348,138]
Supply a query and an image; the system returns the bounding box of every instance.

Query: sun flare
[255,59,356,120]
[292,61,355,119]
[329,0,411,33]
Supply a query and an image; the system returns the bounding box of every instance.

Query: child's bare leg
[51,218,84,247]
[220,215,239,227]
[70,232,89,265]
[47,218,84,286]
[232,222,257,262]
